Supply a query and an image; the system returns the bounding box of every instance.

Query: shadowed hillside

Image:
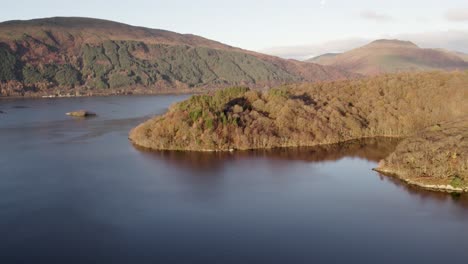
[0,17,356,97]
[307,39,468,75]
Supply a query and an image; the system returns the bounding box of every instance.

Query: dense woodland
[0,42,287,96]
[0,17,354,97]
[378,118,468,189]
[0,41,299,94]
[130,71,467,150]
[130,71,468,189]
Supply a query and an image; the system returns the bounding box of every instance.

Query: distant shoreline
[0,89,200,100]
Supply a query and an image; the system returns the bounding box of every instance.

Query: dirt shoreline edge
[373,168,468,193]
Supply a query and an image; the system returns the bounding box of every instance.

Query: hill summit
[366,39,419,48]
[307,39,468,75]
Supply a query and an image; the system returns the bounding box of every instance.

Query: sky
[2,0,468,59]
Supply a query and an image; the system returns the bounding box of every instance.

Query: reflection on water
[137,138,468,210]
[1,95,468,264]
[136,138,400,171]
[377,172,468,209]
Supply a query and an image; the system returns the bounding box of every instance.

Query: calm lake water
[1,95,468,264]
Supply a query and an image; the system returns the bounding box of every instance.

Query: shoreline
[0,90,201,100]
[373,168,468,193]
[129,133,403,153]
[131,132,467,194]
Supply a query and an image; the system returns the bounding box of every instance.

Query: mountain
[307,53,340,63]
[306,39,468,75]
[436,49,468,62]
[0,17,355,97]
[454,52,468,62]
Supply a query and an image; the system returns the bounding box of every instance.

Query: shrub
[54,64,81,87]
[0,46,17,81]
[108,72,135,88]
[22,64,44,84]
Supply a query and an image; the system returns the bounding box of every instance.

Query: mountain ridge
[306,39,468,75]
[0,17,356,97]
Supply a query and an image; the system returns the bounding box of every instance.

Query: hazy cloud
[320,0,327,8]
[360,10,393,22]
[445,9,468,22]
[260,38,369,60]
[260,31,468,60]
[396,31,468,53]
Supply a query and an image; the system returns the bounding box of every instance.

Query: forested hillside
[130,71,467,151]
[0,17,355,97]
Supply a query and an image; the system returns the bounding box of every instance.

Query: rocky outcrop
[66,110,96,117]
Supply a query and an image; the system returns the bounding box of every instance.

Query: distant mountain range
[0,17,355,97]
[307,39,468,75]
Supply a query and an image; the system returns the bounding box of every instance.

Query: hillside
[130,71,468,191]
[306,39,468,75]
[0,17,355,97]
[437,49,468,62]
[307,53,340,63]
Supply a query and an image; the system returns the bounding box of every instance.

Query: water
[1,95,468,264]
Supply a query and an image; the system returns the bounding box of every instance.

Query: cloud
[320,0,327,8]
[445,9,468,22]
[396,31,468,53]
[260,38,370,60]
[360,10,393,22]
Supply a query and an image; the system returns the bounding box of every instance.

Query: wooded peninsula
[130,71,468,192]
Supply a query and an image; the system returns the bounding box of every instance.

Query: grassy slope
[0,17,355,96]
[306,39,468,75]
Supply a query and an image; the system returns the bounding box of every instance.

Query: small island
[66,110,96,117]
[130,71,468,192]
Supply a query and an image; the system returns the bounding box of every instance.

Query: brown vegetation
[130,71,468,192]
[376,118,468,191]
[307,39,468,75]
[0,17,356,97]
[130,71,467,151]
[66,110,96,117]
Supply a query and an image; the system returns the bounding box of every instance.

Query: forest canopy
[130,71,468,151]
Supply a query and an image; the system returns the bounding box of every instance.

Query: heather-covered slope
[306,39,468,75]
[0,17,355,97]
